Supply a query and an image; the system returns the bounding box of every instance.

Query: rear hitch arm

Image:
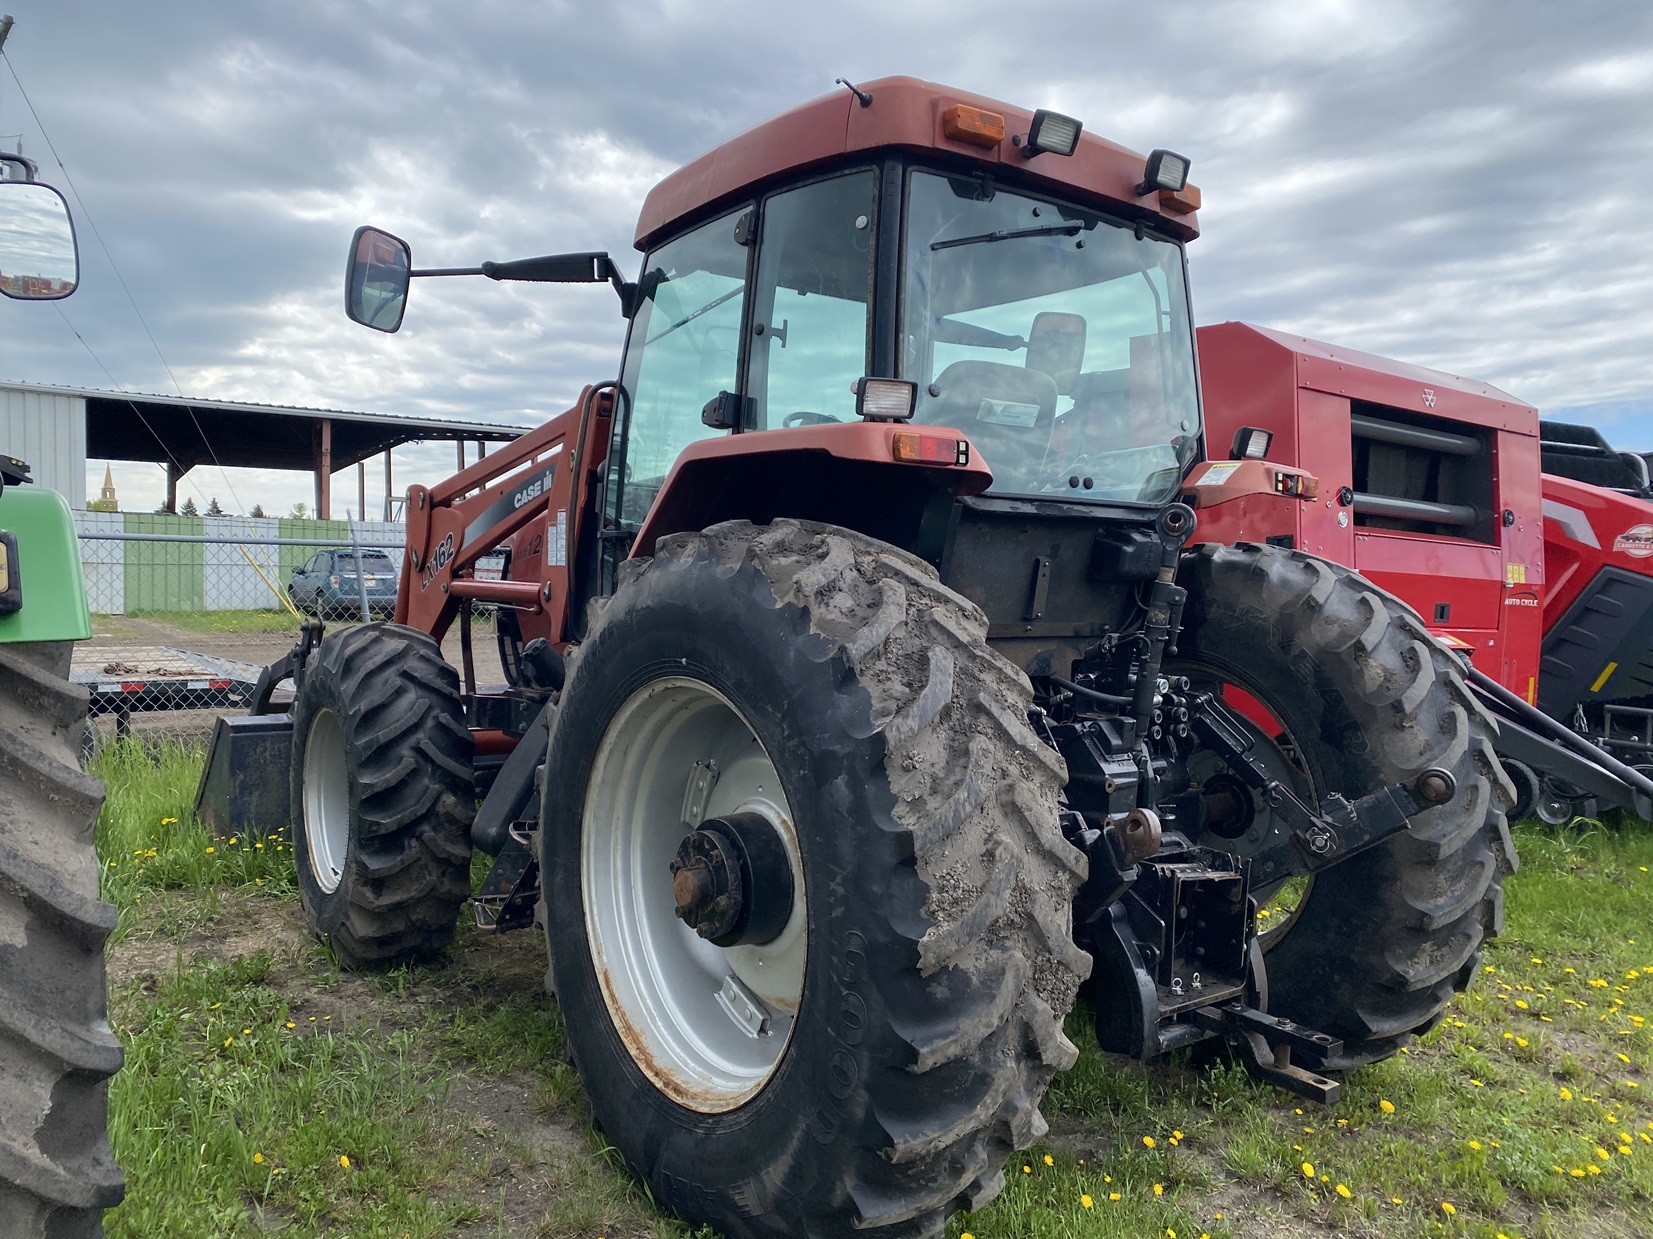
[1188,691,1456,876]
[1188,1003,1344,1104]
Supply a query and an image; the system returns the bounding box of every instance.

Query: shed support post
[383,449,393,522]
[315,418,333,520]
[357,461,366,522]
[457,440,465,471]
[164,463,182,514]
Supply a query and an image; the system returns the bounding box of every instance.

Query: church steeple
[98,465,117,507]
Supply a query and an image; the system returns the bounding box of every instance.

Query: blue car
[287,547,400,619]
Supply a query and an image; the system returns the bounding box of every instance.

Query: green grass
[94,742,1653,1238]
[111,608,301,634]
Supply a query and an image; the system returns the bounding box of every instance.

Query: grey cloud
[0,0,1648,514]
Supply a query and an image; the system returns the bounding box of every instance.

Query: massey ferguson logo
[1422,388,1437,408]
[419,532,456,590]
[1615,524,1653,558]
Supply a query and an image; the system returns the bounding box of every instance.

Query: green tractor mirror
[0,168,79,301]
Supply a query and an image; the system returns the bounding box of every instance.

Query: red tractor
[201,79,1511,1239]
[1197,321,1653,825]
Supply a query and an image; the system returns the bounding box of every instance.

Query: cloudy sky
[0,0,1649,517]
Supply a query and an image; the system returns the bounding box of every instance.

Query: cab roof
[634,76,1201,252]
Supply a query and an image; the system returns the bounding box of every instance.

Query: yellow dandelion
[1516,1036,1529,1047]
[1168,1230,1176,1238]
[1022,1164,1032,1175]
[1569,1167,1586,1177]
[1619,1145,1633,1155]
[285,1021,295,1029]
[161,817,178,825]
[1588,1163,1602,1175]
[1153,1183,1164,1196]
[962,1233,974,1239]
[339,1154,351,1168]
[252,1152,264,1164]
[1043,1154,1054,1166]
[1597,1147,1611,1161]
[1469,1140,1483,1151]
[1109,1192,1121,1201]
[241,1028,250,1035]
[1143,1135,1156,1148]
[1441,1201,1456,1216]
[1172,1130,1184,1140]
[205,846,215,854]
[222,1036,232,1047]
[1618,1053,1632,1063]
[1380,1099,1395,1114]
[1302,1162,1315,1179]
[1470,1079,1484,1087]
[1336,1184,1352,1199]
[1390,1196,1403,1204]
[1560,1087,1574,1100]
[1080,1194,1093,1209]
[1532,957,1544,964]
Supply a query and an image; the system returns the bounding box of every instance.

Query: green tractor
[0,139,124,1234]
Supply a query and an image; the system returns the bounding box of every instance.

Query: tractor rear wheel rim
[303,706,351,894]
[583,676,805,1113]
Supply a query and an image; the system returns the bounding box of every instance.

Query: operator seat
[916,360,1058,488]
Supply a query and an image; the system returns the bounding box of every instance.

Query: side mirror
[0,181,78,301]
[345,225,412,332]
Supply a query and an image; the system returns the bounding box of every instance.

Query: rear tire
[542,519,1088,1239]
[0,643,123,1238]
[1176,543,1515,1067]
[291,624,474,969]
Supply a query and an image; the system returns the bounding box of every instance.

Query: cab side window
[609,208,752,537]
[748,170,876,430]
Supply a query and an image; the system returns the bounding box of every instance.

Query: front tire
[290,624,474,969]
[542,520,1088,1239]
[1176,543,1515,1066]
[0,644,123,1237]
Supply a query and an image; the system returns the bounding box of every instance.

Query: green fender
[0,486,92,644]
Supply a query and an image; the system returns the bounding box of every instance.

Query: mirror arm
[409,254,638,316]
[0,153,39,183]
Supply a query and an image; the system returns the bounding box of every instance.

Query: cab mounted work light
[1015,109,1082,158]
[1137,149,1191,195]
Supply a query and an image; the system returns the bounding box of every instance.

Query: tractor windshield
[903,170,1199,504]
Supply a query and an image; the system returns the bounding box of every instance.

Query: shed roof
[0,380,524,472]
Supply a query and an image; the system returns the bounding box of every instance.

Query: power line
[2,44,247,515]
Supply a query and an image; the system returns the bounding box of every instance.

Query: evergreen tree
[180,497,199,517]
[205,497,225,517]
[288,502,308,520]
[250,503,267,519]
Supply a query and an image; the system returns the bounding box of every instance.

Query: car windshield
[903,170,1200,504]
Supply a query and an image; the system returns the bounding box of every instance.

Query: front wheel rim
[582,677,806,1113]
[303,707,351,894]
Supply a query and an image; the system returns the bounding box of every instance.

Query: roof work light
[1137,149,1191,195]
[1017,109,1083,158]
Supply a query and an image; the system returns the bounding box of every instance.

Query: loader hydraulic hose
[1464,664,1653,808]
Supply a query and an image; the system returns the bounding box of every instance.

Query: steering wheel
[783,411,841,428]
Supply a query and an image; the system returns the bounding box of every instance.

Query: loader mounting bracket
[473,822,540,934]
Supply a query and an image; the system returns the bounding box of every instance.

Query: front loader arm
[398,384,612,643]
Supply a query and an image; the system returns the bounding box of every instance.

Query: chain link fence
[70,513,502,751]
